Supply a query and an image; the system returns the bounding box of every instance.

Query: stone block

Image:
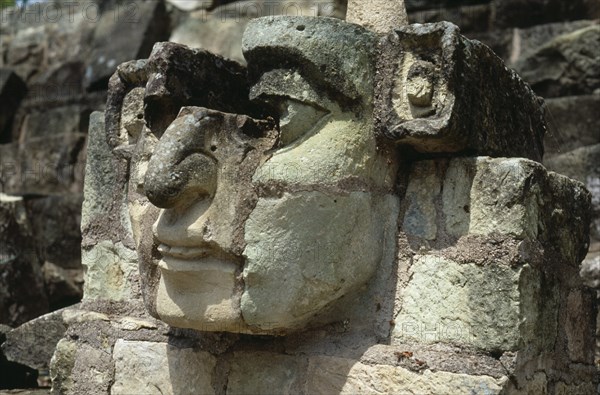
[16,105,90,141]
[84,0,170,91]
[82,241,138,302]
[25,194,83,270]
[514,25,600,98]
[227,352,303,394]
[403,157,591,261]
[112,340,215,395]
[392,256,552,352]
[305,355,507,394]
[0,193,48,327]
[544,95,600,155]
[376,23,545,161]
[81,111,130,245]
[408,4,492,34]
[492,0,599,29]
[545,144,600,240]
[49,339,77,395]
[0,133,86,196]
[69,343,113,394]
[1,309,67,371]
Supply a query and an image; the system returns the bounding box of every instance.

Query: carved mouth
[156,243,240,273]
[157,244,212,260]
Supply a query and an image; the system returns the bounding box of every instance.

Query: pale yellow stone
[112,340,216,395]
[82,241,137,301]
[393,256,535,351]
[346,0,408,34]
[306,356,506,394]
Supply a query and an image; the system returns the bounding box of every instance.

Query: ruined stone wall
[0,0,598,392]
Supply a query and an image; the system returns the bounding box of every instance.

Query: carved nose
[144,108,220,209]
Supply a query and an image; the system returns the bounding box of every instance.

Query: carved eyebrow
[249,69,330,111]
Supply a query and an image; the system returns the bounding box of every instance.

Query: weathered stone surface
[376,22,546,161]
[242,192,399,330]
[169,1,345,64]
[493,0,600,29]
[555,380,599,395]
[82,241,138,302]
[84,0,170,91]
[0,322,38,389]
[506,20,597,66]
[514,25,600,98]
[393,256,548,352]
[408,4,491,34]
[42,262,83,311]
[228,352,303,394]
[346,0,408,33]
[243,16,378,107]
[544,94,600,155]
[14,105,91,141]
[49,339,77,395]
[112,340,216,395]
[1,309,67,370]
[68,342,113,394]
[545,144,600,240]
[169,13,248,64]
[0,69,27,143]
[25,194,83,270]
[581,250,600,288]
[81,111,130,246]
[0,133,86,196]
[0,194,48,327]
[305,356,507,394]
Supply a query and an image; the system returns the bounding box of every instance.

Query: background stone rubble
[0,0,598,391]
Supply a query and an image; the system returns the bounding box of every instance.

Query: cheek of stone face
[241,191,398,330]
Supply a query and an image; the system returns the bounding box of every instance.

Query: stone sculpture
[53,5,596,394]
[106,14,549,335]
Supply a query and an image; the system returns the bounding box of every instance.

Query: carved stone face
[126,17,400,333]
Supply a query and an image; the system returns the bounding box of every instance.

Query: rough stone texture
[1,309,67,371]
[306,356,506,394]
[0,323,39,390]
[227,352,303,394]
[514,25,600,98]
[169,1,345,64]
[493,0,600,29]
[68,342,113,394]
[84,0,170,91]
[0,133,87,196]
[376,22,546,161]
[0,194,48,327]
[395,156,596,387]
[393,256,539,352]
[346,0,408,33]
[82,241,138,302]
[112,340,216,395]
[242,16,378,108]
[545,144,600,240]
[0,1,596,393]
[409,4,492,34]
[81,111,130,247]
[242,192,399,329]
[544,94,600,155]
[49,339,77,395]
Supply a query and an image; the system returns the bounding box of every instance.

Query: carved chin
[155,258,249,333]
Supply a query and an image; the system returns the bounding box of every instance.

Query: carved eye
[276,99,329,146]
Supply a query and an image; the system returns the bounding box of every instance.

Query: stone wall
[0,0,598,392]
